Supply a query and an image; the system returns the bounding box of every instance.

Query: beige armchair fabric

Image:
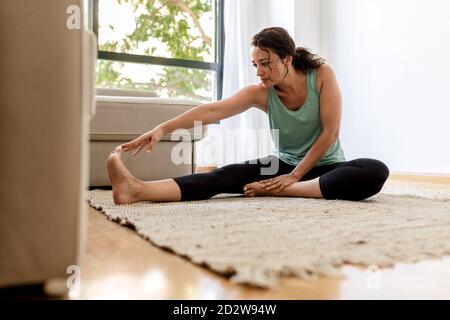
[0,0,94,290]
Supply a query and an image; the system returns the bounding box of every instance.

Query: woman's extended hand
[259,173,300,193]
[120,126,164,157]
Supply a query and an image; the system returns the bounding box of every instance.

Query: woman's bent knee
[323,158,390,201]
[360,159,389,200]
[356,158,390,184]
[372,159,390,183]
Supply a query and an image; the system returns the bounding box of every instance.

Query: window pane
[96,59,215,102]
[98,0,215,62]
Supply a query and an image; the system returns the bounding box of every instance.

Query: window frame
[89,0,224,101]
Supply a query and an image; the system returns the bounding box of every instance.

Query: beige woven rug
[86,184,450,287]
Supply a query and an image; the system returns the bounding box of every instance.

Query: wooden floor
[74,177,450,300]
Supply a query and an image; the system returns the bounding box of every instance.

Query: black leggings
[173,156,390,201]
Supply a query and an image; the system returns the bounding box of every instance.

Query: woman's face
[251,46,290,88]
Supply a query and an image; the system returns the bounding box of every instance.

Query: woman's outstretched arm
[121,84,266,156]
[159,84,266,133]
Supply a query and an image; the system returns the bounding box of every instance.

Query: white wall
[319,0,450,174]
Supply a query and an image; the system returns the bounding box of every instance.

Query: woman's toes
[112,146,122,155]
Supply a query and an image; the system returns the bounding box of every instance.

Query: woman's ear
[284,55,293,66]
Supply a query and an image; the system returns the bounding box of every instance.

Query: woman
[107,27,389,205]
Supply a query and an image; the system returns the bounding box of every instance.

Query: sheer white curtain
[217,0,294,166]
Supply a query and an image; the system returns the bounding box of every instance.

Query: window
[89,0,224,102]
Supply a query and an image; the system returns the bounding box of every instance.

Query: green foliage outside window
[96,0,215,101]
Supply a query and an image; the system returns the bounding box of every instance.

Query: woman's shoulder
[315,64,337,94]
[242,84,268,112]
[316,63,336,77]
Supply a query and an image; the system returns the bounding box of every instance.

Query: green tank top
[267,68,345,166]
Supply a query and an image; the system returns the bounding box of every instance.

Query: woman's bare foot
[243,181,272,197]
[107,146,143,205]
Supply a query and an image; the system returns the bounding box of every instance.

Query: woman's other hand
[259,173,300,193]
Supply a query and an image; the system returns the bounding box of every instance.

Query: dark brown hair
[251,27,326,74]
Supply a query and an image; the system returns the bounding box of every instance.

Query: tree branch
[167,0,212,47]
